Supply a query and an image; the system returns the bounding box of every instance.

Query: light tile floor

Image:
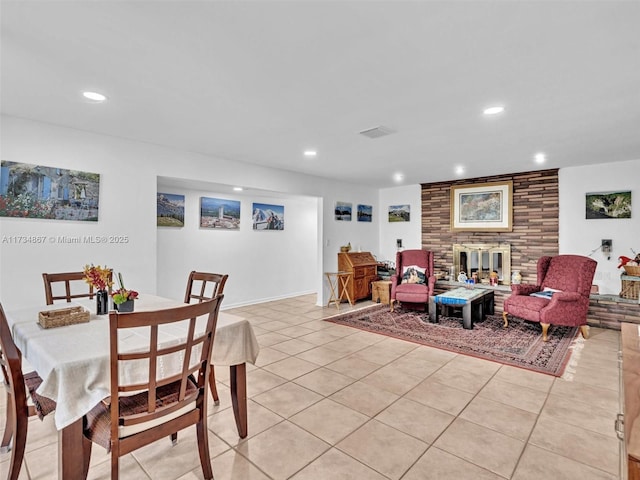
[0,294,622,479]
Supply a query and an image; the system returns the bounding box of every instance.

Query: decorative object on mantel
[511,270,522,284]
[619,252,640,277]
[83,264,113,315]
[111,273,138,312]
[325,304,579,376]
[450,181,513,232]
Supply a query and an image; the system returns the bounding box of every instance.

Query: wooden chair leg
[502,311,509,328]
[541,323,550,342]
[1,392,15,453]
[580,325,590,339]
[170,432,178,445]
[196,418,213,480]
[8,406,28,480]
[209,367,219,405]
[82,433,93,478]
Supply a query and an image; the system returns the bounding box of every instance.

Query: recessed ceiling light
[483,105,505,116]
[534,153,546,164]
[303,150,317,157]
[82,91,107,102]
[233,187,243,191]
[455,166,465,175]
[393,173,404,183]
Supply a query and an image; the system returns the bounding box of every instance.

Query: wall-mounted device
[602,239,612,260]
[396,239,403,249]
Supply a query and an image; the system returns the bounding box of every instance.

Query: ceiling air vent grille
[359,126,395,139]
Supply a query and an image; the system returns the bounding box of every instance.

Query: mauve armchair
[502,255,597,341]
[390,249,436,312]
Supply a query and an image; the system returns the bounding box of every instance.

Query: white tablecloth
[5,295,259,430]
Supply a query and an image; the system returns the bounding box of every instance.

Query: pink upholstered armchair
[502,255,597,341]
[390,249,436,312]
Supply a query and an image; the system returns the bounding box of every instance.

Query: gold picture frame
[450,181,513,232]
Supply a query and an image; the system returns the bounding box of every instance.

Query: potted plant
[83,264,113,315]
[111,272,138,312]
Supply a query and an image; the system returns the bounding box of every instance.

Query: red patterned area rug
[325,304,580,376]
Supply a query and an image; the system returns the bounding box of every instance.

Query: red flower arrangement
[83,264,113,291]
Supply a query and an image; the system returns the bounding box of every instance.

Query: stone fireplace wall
[421,169,560,284]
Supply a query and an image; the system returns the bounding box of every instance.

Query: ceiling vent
[359,126,395,139]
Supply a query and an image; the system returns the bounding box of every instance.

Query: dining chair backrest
[83,295,223,479]
[0,302,32,480]
[184,271,228,304]
[42,270,112,305]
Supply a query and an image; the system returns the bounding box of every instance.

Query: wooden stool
[325,272,353,309]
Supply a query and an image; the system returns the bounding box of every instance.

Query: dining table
[5,294,260,479]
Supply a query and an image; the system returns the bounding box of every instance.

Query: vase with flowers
[111,273,138,312]
[83,264,113,315]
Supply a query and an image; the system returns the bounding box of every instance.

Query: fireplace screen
[452,243,511,285]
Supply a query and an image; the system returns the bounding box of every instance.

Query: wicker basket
[624,265,640,277]
[621,277,640,300]
[38,306,90,329]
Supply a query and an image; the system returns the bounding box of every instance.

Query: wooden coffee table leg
[230,363,248,438]
[462,302,473,329]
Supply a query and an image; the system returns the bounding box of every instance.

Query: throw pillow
[401,265,426,285]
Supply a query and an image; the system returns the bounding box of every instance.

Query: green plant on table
[111,272,139,305]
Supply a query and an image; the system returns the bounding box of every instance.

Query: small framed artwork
[1,160,100,221]
[450,181,513,232]
[252,202,284,230]
[388,204,410,222]
[586,191,631,219]
[200,197,240,229]
[357,204,372,222]
[157,193,185,227]
[335,201,352,221]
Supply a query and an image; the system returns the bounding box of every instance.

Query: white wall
[156,186,318,307]
[378,184,422,265]
[0,115,378,308]
[559,158,640,295]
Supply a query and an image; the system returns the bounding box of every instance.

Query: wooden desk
[6,295,259,479]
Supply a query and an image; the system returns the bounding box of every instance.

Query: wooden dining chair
[184,271,228,404]
[82,295,223,480]
[42,270,113,305]
[0,303,56,480]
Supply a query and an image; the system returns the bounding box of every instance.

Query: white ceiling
[2,1,639,188]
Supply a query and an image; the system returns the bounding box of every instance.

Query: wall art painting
[0,160,100,221]
[252,202,284,230]
[388,204,410,222]
[335,201,352,221]
[357,204,372,222]
[450,181,513,232]
[200,197,240,229]
[157,192,185,227]
[586,191,631,219]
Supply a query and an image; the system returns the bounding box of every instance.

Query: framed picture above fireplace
[450,181,513,232]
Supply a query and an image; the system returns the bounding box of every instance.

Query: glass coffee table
[429,287,495,329]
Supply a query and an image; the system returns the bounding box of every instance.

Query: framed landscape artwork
[335,201,352,221]
[157,192,185,227]
[388,204,410,222]
[357,204,372,222]
[450,181,513,232]
[200,197,240,229]
[252,202,284,230]
[585,191,631,219]
[0,160,100,221]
